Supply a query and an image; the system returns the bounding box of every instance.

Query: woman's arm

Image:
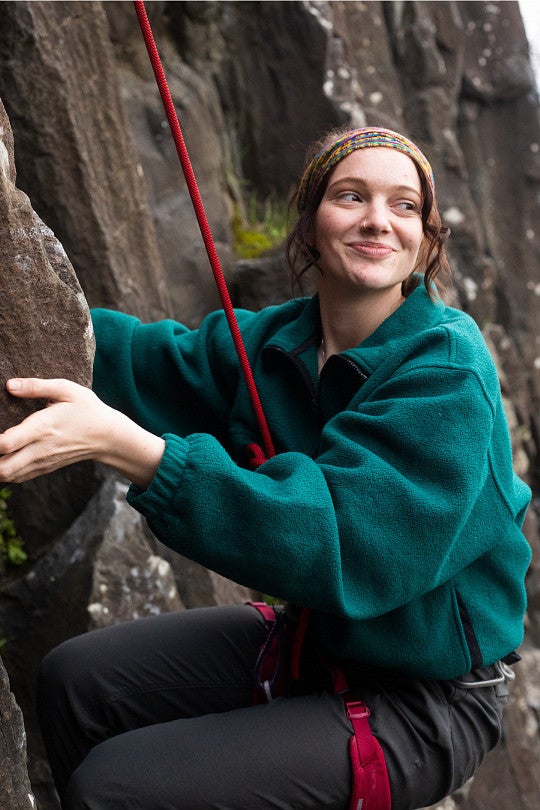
[91,308,238,441]
[0,378,165,489]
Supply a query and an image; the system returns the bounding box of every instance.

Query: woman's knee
[38,636,80,713]
[37,633,98,710]
[64,733,171,810]
[64,739,122,810]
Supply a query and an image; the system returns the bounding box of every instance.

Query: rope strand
[133,1,275,462]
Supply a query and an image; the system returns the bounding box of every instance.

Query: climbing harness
[249,602,391,810]
[133,3,391,807]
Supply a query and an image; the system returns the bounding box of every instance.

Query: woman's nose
[360,201,390,233]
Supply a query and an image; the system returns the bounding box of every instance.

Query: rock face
[87,479,186,630]
[0,0,170,323]
[0,100,94,432]
[0,98,102,570]
[0,656,35,810]
[0,2,537,809]
[0,475,188,809]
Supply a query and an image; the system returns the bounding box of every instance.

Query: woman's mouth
[349,242,394,258]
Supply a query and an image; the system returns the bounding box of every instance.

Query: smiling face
[313,148,424,306]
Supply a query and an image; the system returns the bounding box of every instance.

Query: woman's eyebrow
[328,177,422,197]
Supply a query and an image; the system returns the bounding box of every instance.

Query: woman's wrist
[98,410,166,490]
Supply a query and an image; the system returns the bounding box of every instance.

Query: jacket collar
[343,282,445,373]
[262,284,446,423]
[264,283,445,372]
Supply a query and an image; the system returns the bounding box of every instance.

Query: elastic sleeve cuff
[127,433,189,512]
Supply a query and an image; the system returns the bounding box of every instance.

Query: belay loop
[133,0,275,465]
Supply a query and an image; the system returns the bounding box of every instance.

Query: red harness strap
[346,701,392,810]
[248,603,391,810]
[250,602,288,704]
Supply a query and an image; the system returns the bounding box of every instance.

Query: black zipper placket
[266,345,369,427]
[316,354,369,430]
[332,354,369,383]
[267,345,318,414]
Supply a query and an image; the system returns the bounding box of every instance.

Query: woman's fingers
[0,412,43,457]
[0,441,70,483]
[0,377,165,488]
[0,379,98,482]
[6,377,79,401]
[0,379,84,455]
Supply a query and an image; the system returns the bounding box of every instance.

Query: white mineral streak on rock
[0,139,10,180]
[443,206,465,226]
[303,1,333,31]
[463,277,478,301]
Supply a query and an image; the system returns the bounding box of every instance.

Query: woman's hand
[0,378,165,489]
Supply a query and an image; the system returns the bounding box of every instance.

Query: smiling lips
[348,241,395,258]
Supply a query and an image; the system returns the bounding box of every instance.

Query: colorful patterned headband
[296,127,434,213]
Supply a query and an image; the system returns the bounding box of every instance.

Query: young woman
[0,127,531,809]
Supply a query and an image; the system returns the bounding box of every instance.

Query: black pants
[36,605,508,809]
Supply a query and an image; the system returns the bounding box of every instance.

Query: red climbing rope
[133,0,275,463]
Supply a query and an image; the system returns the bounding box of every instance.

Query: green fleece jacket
[91,284,531,679]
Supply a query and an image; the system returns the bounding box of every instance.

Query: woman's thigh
[37,605,270,798]
[64,690,353,810]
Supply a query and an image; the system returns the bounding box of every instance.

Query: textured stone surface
[88,479,185,629]
[0,0,170,322]
[157,547,256,610]
[0,657,35,810]
[0,475,185,808]
[0,100,94,432]
[104,1,234,328]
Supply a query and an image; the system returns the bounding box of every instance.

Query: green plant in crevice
[0,487,26,566]
[232,192,289,260]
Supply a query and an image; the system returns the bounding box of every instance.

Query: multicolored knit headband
[296,127,434,213]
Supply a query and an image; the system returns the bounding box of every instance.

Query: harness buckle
[346,700,371,721]
[453,659,516,690]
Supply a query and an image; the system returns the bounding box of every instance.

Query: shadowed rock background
[0,2,538,808]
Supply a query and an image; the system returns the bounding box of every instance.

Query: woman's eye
[396,200,420,212]
[338,192,362,202]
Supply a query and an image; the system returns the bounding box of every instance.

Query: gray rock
[158,548,256,611]
[0,99,95,432]
[88,479,185,629]
[0,475,185,809]
[0,1,170,323]
[0,657,35,810]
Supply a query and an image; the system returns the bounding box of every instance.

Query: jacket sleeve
[91,308,241,446]
[126,358,528,620]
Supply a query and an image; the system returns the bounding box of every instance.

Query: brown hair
[286,127,451,299]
